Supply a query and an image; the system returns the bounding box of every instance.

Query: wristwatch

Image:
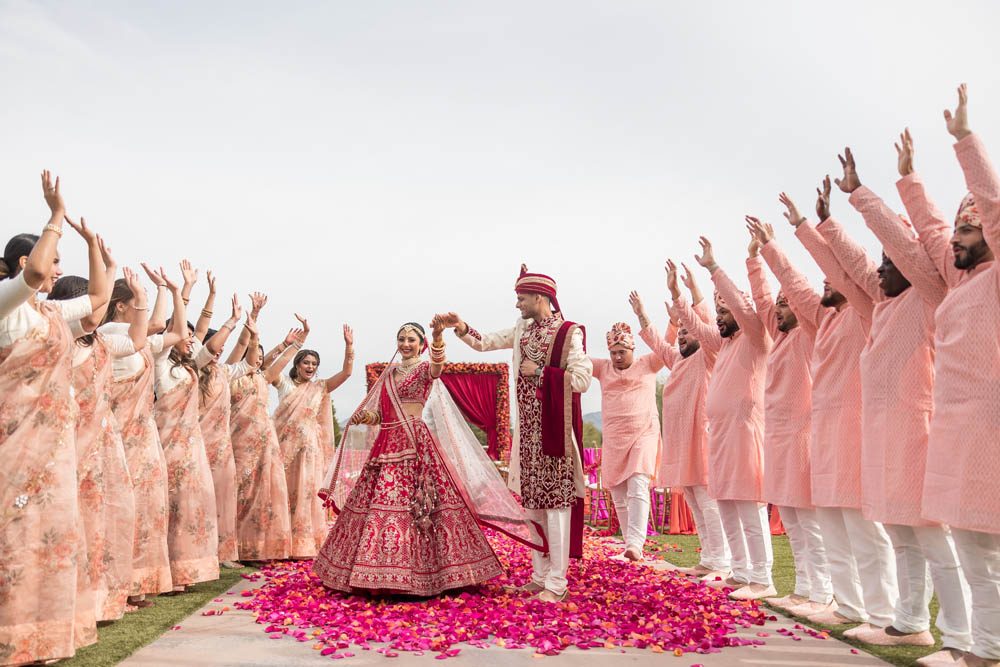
[534,367,543,378]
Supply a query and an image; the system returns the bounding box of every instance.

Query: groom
[435,265,592,602]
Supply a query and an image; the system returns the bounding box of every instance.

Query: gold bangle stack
[182,297,190,305]
[429,340,446,364]
[201,309,213,318]
[42,224,63,237]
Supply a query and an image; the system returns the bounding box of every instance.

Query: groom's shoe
[504,581,544,594]
[536,588,568,603]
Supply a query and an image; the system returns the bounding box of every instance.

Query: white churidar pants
[780,505,833,603]
[610,473,651,551]
[716,499,773,586]
[525,507,571,596]
[883,523,972,651]
[841,507,898,627]
[682,485,731,572]
[814,506,867,621]
[950,528,1000,660]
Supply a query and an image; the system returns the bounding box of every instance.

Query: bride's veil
[319,355,546,552]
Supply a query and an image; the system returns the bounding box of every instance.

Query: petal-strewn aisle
[233,531,769,660]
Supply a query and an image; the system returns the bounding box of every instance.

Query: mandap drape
[439,373,502,459]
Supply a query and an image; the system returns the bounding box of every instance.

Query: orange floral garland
[365,362,511,461]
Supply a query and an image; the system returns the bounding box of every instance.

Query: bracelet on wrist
[43,223,63,237]
[182,297,190,305]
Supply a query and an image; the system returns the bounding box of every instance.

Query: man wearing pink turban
[586,305,663,561]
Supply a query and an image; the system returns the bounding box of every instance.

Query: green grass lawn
[646,534,942,667]
[58,566,257,667]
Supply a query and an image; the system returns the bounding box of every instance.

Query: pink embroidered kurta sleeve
[815,218,883,303]
[922,133,1000,533]
[760,239,824,329]
[795,220,875,325]
[673,295,722,355]
[896,173,963,287]
[849,186,949,304]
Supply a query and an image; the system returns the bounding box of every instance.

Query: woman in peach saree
[0,173,108,664]
[153,301,219,588]
[272,320,353,558]
[225,296,297,560]
[49,265,146,623]
[99,265,182,604]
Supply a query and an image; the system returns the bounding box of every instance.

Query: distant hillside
[583,411,601,429]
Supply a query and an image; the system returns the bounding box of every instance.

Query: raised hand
[141,262,166,287]
[628,290,644,315]
[123,267,146,301]
[680,262,697,290]
[747,225,761,257]
[694,236,716,269]
[249,292,267,315]
[944,83,970,140]
[64,215,97,245]
[230,293,241,321]
[244,314,259,337]
[895,128,914,177]
[816,176,832,222]
[284,327,304,346]
[434,312,463,329]
[835,147,861,193]
[41,171,65,218]
[778,192,805,228]
[431,315,446,338]
[294,313,310,336]
[343,324,354,346]
[665,259,681,299]
[97,235,115,269]
[206,270,217,294]
[746,216,775,245]
[179,259,198,287]
[161,269,179,293]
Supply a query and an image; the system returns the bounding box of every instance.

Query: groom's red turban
[515,265,561,313]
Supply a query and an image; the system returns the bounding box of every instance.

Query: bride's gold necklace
[396,356,421,377]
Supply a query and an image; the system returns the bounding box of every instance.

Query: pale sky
[3,0,998,416]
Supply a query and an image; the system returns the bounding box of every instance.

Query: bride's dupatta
[320,359,547,553]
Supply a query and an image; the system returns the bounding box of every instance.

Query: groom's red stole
[539,320,586,559]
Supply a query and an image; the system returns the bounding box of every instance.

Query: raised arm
[141,263,169,334]
[123,267,149,351]
[199,293,241,362]
[63,216,109,318]
[744,221,778,338]
[629,289,677,369]
[825,149,884,301]
[436,312,516,351]
[843,143,947,304]
[672,261,722,353]
[14,171,66,293]
[895,130,961,286]
[226,292,266,365]
[77,235,118,332]
[695,236,768,347]
[429,318,446,379]
[264,327,306,384]
[179,258,198,308]
[160,272,188,349]
[194,271,217,342]
[948,84,1000,255]
[323,325,354,392]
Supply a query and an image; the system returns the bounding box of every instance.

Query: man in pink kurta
[743,237,833,617]
[757,205,897,630]
[588,311,663,561]
[815,148,972,654]
[638,269,731,579]
[903,86,1000,664]
[673,239,774,600]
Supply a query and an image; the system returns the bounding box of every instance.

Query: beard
[954,238,991,270]
[820,291,843,308]
[777,319,796,333]
[718,321,738,338]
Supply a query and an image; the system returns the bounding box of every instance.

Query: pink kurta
[154,368,220,586]
[760,236,869,509]
[590,354,663,488]
[674,269,769,502]
[273,380,335,558]
[109,346,172,596]
[0,306,91,664]
[921,133,1000,534]
[820,188,947,526]
[639,300,716,488]
[71,335,136,621]
[747,255,816,509]
[230,372,291,560]
[199,364,239,562]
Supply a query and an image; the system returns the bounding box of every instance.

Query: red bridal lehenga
[313,359,545,597]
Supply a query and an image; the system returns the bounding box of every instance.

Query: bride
[313,320,545,596]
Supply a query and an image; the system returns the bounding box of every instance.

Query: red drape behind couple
[440,374,502,459]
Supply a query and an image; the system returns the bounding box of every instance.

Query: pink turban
[606,322,635,350]
[956,192,982,228]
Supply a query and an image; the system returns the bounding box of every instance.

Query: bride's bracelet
[429,340,446,364]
